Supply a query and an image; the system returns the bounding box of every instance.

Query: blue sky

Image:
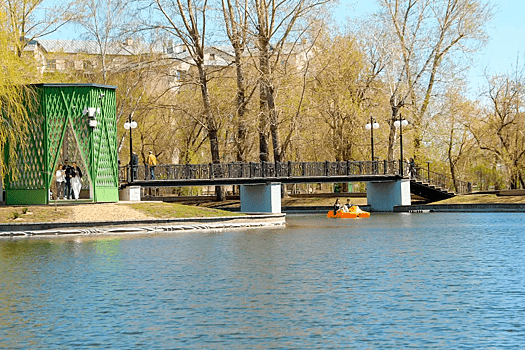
[45,0,523,96]
[335,0,525,95]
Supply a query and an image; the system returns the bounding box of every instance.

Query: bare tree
[376,0,492,161]
[138,0,224,198]
[74,0,129,83]
[471,71,525,189]
[4,0,78,57]
[251,0,333,162]
[221,0,253,162]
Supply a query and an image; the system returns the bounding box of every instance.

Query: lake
[1,213,524,348]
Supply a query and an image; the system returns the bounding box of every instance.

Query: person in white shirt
[55,165,65,200]
[71,162,83,200]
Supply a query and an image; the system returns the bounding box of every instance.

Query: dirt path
[69,203,154,222]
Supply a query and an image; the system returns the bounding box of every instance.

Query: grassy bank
[127,202,243,219]
[0,202,241,224]
[434,193,525,204]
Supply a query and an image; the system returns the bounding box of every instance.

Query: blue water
[1,213,525,349]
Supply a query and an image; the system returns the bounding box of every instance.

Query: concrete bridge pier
[240,182,281,213]
[367,179,411,212]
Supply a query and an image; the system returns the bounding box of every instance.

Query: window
[83,60,93,70]
[46,59,56,70]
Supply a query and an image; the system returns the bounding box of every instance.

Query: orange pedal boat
[327,206,370,218]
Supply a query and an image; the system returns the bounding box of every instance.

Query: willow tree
[0,10,36,179]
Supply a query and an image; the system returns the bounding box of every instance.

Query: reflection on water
[1,213,525,348]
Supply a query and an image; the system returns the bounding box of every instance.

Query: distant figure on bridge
[147,151,157,179]
[131,152,139,180]
[409,158,416,178]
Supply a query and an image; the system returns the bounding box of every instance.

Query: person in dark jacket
[333,199,342,215]
[131,152,139,180]
[63,159,73,199]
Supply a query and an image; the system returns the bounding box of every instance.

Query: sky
[45,0,524,96]
[336,0,525,95]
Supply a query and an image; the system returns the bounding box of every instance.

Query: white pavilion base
[119,186,141,201]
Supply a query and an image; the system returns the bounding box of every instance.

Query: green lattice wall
[5,83,118,205]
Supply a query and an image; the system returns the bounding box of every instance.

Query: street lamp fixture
[124,115,138,182]
[82,106,101,128]
[394,115,409,175]
[365,117,380,162]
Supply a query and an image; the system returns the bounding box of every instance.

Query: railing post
[302,162,306,176]
[384,160,387,175]
[249,162,253,178]
[288,161,292,177]
[209,163,213,179]
[325,161,329,176]
[262,161,265,178]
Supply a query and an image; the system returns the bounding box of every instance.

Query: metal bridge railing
[119,160,471,195]
[119,160,407,183]
[409,164,471,195]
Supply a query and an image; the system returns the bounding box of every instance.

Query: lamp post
[393,114,408,175]
[365,117,380,162]
[124,114,138,182]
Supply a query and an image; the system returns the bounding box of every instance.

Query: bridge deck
[126,174,403,187]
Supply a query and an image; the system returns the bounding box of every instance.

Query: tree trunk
[268,85,282,162]
[258,34,270,162]
[387,105,400,161]
[197,63,224,201]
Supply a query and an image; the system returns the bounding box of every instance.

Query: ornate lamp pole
[365,116,380,162]
[124,114,138,182]
[394,114,408,175]
[426,160,432,181]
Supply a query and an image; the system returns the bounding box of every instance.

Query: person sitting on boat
[333,199,342,215]
[344,199,352,211]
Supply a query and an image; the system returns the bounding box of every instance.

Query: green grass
[0,206,71,223]
[127,202,243,219]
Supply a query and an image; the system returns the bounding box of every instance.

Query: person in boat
[333,199,342,215]
[344,199,352,211]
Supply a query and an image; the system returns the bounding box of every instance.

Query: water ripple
[1,213,525,348]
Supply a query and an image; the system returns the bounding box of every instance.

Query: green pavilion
[4,83,119,205]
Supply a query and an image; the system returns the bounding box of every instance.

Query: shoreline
[394,203,525,212]
[0,213,286,238]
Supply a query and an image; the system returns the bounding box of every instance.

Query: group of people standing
[55,160,83,200]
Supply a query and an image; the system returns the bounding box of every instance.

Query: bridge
[119,160,471,212]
